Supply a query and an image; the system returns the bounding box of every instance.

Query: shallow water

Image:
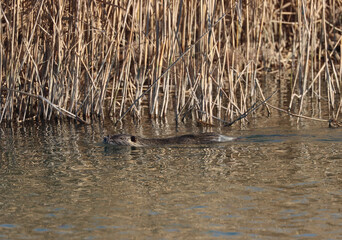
[0,120,341,239]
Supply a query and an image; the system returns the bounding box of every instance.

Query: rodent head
[104,134,142,146]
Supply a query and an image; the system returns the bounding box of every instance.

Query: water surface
[0,121,341,239]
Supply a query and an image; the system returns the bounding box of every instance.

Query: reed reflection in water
[0,122,341,239]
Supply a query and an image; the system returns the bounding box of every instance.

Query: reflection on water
[0,121,341,239]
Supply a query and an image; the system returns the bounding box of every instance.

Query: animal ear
[131,136,136,142]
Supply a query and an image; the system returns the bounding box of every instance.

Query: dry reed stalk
[296,0,312,117]
[0,4,3,120]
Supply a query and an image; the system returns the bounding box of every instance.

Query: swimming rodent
[103,133,236,147]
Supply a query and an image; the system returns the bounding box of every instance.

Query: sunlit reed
[0,0,341,125]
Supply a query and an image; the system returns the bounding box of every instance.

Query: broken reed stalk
[266,103,328,123]
[2,88,88,124]
[225,90,278,127]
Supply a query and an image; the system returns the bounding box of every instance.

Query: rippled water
[0,120,341,239]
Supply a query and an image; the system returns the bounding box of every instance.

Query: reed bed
[0,0,341,125]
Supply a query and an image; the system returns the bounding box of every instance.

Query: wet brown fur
[103,133,236,147]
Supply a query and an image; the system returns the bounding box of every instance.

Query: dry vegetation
[0,0,342,125]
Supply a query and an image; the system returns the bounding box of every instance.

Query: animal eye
[131,136,136,142]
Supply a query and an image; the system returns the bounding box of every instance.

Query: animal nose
[103,136,109,143]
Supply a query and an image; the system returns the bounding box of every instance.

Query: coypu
[103,133,236,147]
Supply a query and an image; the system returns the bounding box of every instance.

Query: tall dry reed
[0,0,342,125]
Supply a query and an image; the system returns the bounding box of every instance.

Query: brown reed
[1,0,342,125]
